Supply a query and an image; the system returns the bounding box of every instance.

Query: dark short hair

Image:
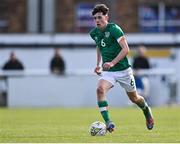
[92,4,109,16]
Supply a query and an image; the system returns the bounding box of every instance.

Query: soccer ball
[89,121,107,136]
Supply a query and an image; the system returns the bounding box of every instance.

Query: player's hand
[103,62,114,70]
[94,66,102,75]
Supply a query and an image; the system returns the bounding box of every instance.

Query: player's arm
[103,36,129,69]
[94,47,102,75]
[89,32,102,75]
[96,47,101,66]
[112,36,129,65]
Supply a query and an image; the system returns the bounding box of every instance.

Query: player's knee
[129,96,139,104]
[96,86,105,95]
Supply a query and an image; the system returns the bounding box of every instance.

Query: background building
[0,0,180,33]
[0,1,180,143]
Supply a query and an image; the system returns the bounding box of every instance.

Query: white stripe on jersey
[117,36,123,43]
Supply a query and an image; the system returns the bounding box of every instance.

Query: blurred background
[0,0,180,108]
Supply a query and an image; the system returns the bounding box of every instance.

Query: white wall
[7,74,170,107]
[0,48,178,71]
[0,48,179,107]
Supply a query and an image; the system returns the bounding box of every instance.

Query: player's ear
[105,15,109,21]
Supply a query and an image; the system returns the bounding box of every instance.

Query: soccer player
[89,4,154,133]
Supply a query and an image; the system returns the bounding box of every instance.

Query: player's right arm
[94,47,102,75]
[90,29,102,75]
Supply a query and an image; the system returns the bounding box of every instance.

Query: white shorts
[99,67,136,92]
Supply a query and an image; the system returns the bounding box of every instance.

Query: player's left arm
[94,47,102,75]
[111,36,129,65]
[103,36,129,69]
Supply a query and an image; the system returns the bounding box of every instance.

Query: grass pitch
[0,106,180,143]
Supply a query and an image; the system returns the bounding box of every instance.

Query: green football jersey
[90,23,131,71]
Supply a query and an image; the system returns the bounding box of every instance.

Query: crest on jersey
[95,37,98,41]
[105,32,110,38]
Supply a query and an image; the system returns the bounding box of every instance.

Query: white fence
[0,68,177,107]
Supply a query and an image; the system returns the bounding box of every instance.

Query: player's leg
[116,68,154,130]
[127,91,154,130]
[97,79,115,132]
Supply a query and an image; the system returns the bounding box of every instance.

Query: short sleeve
[89,28,96,41]
[110,24,124,40]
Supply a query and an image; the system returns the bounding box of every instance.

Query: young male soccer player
[89,4,154,133]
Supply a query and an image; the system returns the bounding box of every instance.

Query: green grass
[0,106,180,143]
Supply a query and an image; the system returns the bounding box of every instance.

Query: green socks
[98,101,110,123]
[137,98,148,110]
[136,98,150,118]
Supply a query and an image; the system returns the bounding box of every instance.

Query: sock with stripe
[137,97,148,110]
[98,100,110,123]
[136,98,150,118]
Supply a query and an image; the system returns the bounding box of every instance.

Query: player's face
[93,12,108,30]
